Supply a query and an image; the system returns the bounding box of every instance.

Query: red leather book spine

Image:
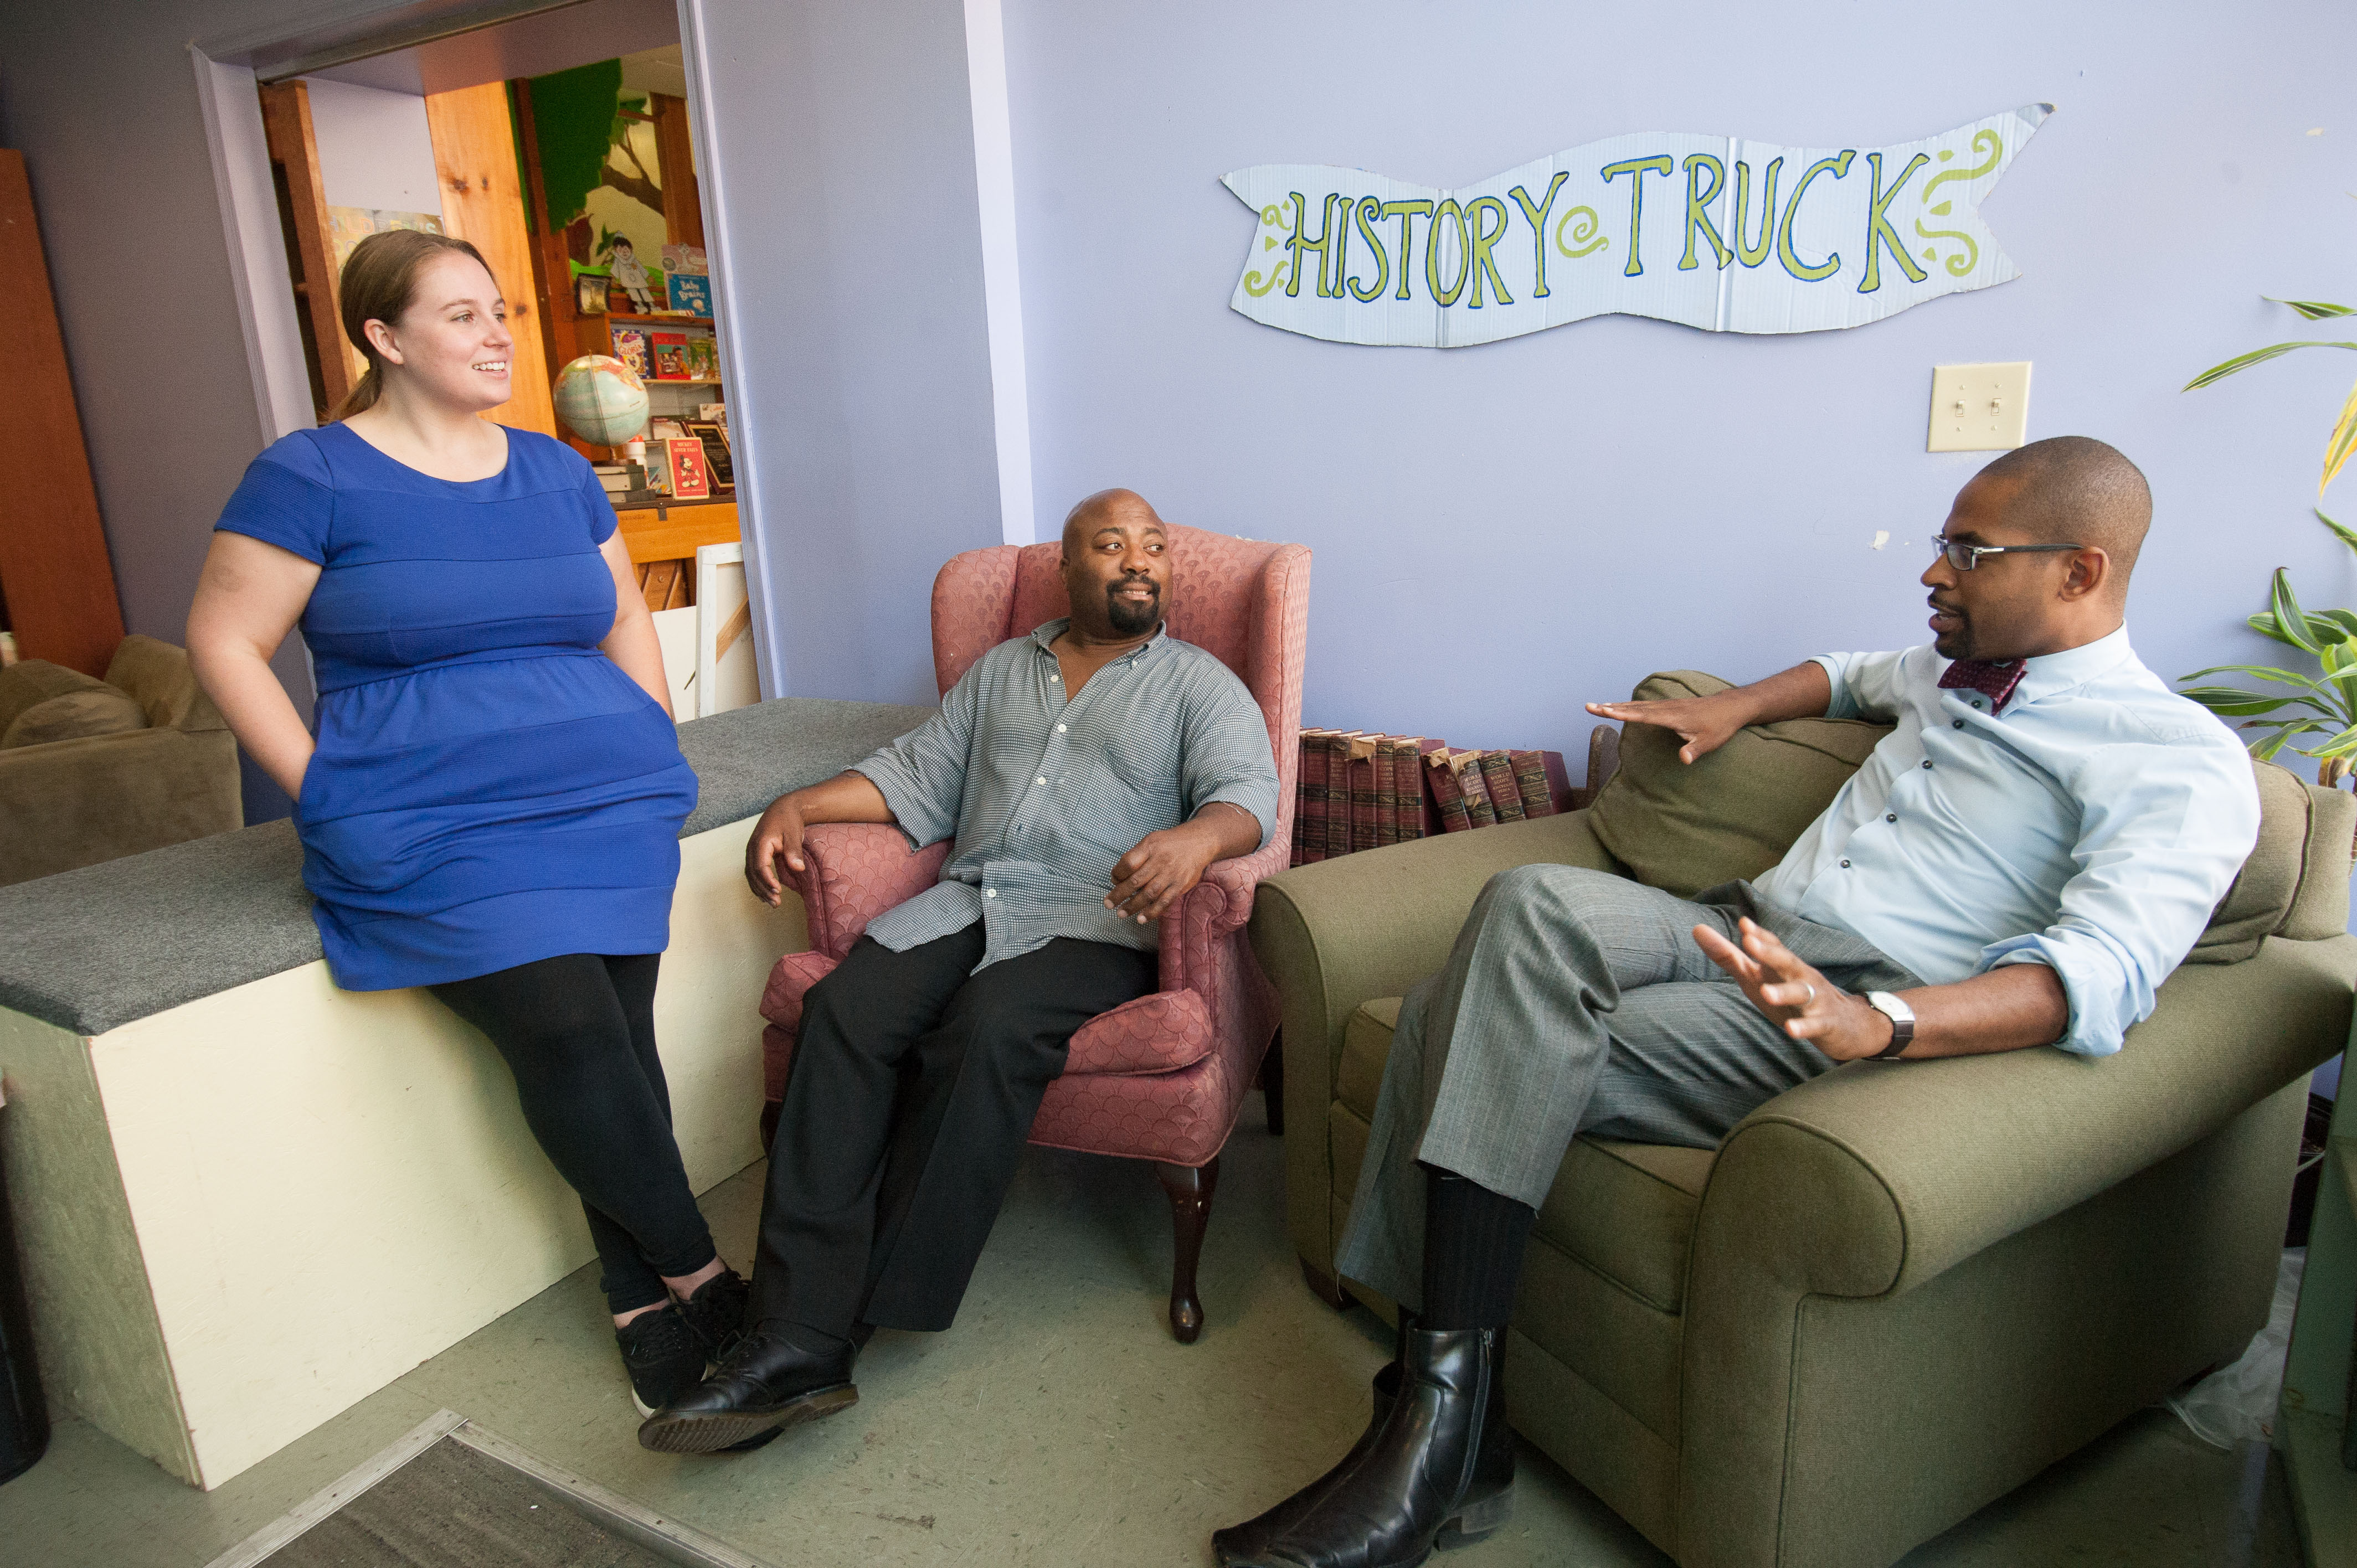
[1426,748,1473,833]
[1299,729,1333,864]
[1541,749,1574,813]
[1457,751,1499,828]
[1479,750,1526,822]
[1324,732,1363,859]
[1372,739,1399,847]
[1349,734,1383,854]
[1510,750,1555,818]
[1291,731,1311,866]
[1380,737,1419,842]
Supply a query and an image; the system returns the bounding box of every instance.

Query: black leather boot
[1211,1358,1404,1565]
[1231,1325,1513,1568]
[636,1327,858,1454]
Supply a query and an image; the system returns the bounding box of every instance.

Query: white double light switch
[1927,362,2032,452]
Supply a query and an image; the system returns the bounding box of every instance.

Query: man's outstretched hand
[1586,693,1747,765]
[1693,916,1900,1061]
[1587,662,1833,766]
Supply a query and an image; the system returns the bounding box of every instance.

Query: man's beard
[1107,580,1161,636]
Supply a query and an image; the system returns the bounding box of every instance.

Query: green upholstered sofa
[1249,672,2357,1568]
[0,636,241,886]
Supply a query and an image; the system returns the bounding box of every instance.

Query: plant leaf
[2323,381,2357,496]
[2271,570,2322,654]
[2190,694,2323,716]
[2246,610,2307,649]
[2184,339,2357,391]
[2268,298,2357,319]
[2252,726,2312,760]
[2180,663,2335,695]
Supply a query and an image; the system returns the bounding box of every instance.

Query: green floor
[0,1102,2305,1567]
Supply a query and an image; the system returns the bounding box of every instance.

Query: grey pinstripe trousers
[1334,864,1921,1311]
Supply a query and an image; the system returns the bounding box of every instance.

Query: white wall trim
[675,0,786,698]
[962,0,1037,547]
[190,48,319,450]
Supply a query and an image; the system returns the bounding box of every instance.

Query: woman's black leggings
[431,953,717,1315]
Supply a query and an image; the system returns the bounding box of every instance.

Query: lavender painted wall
[1000,0,2356,760]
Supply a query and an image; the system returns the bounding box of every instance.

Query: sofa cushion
[1339,995,1712,1316]
[3,687,149,749]
[1586,670,1890,898]
[0,658,114,736]
[2189,758,2340,961]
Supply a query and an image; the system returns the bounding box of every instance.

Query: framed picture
[694,542,761,718]
[682,419,734,489]
[574,273,609,316]
[663,436,711,501]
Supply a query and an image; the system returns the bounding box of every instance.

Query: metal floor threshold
[201,1410,776,1568]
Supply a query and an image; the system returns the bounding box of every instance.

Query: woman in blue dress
[188,230,744,1421]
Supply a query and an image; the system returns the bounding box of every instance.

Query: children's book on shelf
[651,331,691,380]
[662,437,711,499]
[665,272,713,316]
[661,243,708,276]
[609,324,652,381]
[685,333,721,380]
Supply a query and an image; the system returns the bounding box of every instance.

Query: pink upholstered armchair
[756,525,1310,1341]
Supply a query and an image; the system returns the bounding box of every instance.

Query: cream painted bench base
[0,818,805,1489]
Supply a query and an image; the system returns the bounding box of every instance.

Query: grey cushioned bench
[0,695,931,1488]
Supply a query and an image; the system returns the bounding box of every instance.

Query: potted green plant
[2176,298,2357,785]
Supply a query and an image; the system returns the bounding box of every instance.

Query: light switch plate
[1927,362,2032,452]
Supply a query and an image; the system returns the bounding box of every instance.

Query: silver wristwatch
[1864,991,1915,1060]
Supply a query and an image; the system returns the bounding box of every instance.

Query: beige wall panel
[0,1010,197,1483]
[50,817,802,1488]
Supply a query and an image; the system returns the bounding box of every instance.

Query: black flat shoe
[1212,1359,1403,1566]
[1231,1325,1514,1568]
[636,1328,859,1454]
[675,1268,752,1360]
[616,1305,708,1418]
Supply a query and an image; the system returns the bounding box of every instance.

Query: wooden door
[423,82,557,437]
[256,82,353,418]
[0,149,125,676]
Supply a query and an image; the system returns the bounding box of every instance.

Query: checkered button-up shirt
[852,620,1279,972]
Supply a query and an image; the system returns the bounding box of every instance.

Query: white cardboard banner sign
[1223,104,2051,347]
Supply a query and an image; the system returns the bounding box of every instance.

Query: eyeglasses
[1930,534,2085,571]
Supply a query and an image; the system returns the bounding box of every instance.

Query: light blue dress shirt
[852,620,1279,974]
[1752,627,2260,1057]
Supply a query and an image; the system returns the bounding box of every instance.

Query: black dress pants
[431,953,718,1316]
[755,925,1158,1334]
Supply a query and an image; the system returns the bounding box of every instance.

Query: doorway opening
[251,5,758,720]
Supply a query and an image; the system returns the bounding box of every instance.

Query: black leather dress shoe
[1211,1359,1402,1566]
[636,1329,858,1454]
[1228,1325,1513,1568]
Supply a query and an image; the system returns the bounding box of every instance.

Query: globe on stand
[552,355,650,447]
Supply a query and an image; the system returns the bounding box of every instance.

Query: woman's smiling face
[366,251,515,413]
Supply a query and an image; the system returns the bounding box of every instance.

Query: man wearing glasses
[1213,436,2261,1568]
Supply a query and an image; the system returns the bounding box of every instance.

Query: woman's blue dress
[215,423,699,991]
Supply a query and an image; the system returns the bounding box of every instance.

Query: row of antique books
[1290,730,1574,866]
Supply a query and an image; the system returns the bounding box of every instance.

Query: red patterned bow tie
[1938,657,2027,713]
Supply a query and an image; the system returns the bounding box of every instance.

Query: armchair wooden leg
[1155,1157,1221,1344]
[1299,1257,1349,1311]
[1260,1029,1285,1137]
